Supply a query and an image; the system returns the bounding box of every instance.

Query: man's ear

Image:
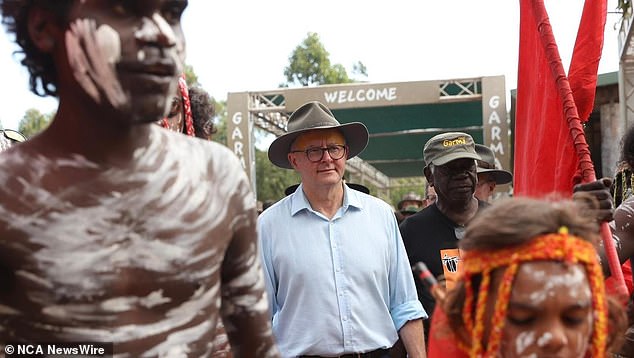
[27,7,61,53]
[288,153,298,169]
[423,166,433,185]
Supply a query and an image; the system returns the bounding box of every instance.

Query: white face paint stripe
[152,13,177,44]
[536,332,553,347]
[95,24,121,65]
[515,330,536,355]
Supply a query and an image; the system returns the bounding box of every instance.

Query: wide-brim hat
[476,167,513,185]
[475,144,513,185]
[268,101,369,169]
[397,192,423,210]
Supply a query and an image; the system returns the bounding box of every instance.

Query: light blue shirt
[258,184,426,357]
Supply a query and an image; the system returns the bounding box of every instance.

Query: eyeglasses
[3,129,26,143]
[291,144,347,162]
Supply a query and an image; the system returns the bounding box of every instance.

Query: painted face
[288,129,347,188]
[493,262,593,358]
[64,0,187,124]
[430,158,477,204]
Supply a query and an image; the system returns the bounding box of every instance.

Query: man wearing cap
[395,192,424,224]
[399,132,488,338]
[258,101,427,358]
[397,192,424,217]
[474,144,513,202]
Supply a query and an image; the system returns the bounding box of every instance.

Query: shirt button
[343,316,348,321]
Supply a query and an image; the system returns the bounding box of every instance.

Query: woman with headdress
[160,75,217,141]
[429,196,626,357]
[160,74,196,136]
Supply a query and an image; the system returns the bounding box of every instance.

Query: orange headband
[460,228,607,357]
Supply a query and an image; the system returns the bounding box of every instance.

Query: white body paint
[509,263,592,358]
[95,24,121,65]
[0,128,277,357]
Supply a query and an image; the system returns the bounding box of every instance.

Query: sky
[0,0,624,131]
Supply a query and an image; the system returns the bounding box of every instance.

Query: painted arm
[220,210,280,358]
[612,200,634,265]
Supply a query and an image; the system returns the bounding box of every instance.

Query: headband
[162,74,195,137]
[460,227,607,357]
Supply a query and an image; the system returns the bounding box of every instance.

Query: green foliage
[209,100,295,201]
[211,99,227,146]
[326,64,351,84]
[184,64,199,87]
[255,149,300,202]
[352,61,368,78]
[282,32,367,87]
[19,108,53,138]
[387,177,428,208]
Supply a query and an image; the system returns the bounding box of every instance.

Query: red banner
[514,0,605,197]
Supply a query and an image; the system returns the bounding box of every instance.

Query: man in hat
[258,101,427,357]
[399,132,488,339]
[395,191,423,225]
[397,191,424,218]
[474,144,513,202]
[0,1,278,356]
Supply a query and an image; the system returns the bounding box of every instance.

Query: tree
[255,149,300,201]
[282,32,367,87]
[184,63,200,87]
[19,108,53,138]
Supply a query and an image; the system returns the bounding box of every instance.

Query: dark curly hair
[188,86,216,140]
[1,0,74,97]
[622,125,634,171]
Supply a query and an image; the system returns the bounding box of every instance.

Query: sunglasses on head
[3,129,26,143]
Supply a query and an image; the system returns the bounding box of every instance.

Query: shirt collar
[290,182,364,216]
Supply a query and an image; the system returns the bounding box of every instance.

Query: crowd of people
[1,1,634,358]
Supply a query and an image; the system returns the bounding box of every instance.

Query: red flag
[515,0,628,297]
[515,0,576,197]
[569,0,607,124]
[514,0,605,197]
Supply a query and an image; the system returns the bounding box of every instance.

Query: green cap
[423,132,481,167]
